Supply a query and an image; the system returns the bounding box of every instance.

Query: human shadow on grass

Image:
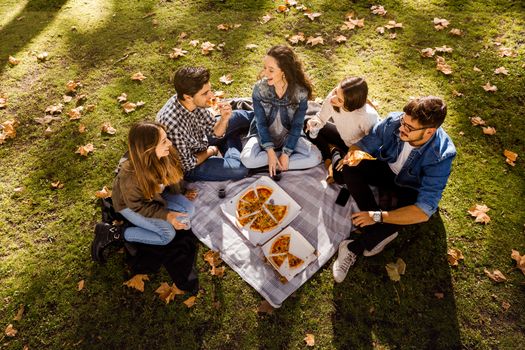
[0,0,68,74]
[332,213,462,349]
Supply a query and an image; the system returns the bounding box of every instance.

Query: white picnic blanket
[190,165,357,307]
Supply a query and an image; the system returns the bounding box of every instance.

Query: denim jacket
[251,78,308,155]
[356,112,456,217]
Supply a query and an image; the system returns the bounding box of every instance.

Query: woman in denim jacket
[240,45,322,176]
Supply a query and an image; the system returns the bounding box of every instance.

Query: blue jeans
[185,109,254,182]
[120,192,195,246]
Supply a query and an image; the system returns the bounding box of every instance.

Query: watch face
[373,211,381,222]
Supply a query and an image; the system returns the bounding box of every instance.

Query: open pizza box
[220,176,301,246]
[262,227,318,281]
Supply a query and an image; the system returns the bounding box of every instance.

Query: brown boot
[324,159,335,184]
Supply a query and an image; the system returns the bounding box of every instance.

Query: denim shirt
[356,112,456,217]
[251,78,309,155]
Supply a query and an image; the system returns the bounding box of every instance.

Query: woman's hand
[267,148,282,177]
[167,211,189,230]
[184,189,198,201]
[279,153,289,172]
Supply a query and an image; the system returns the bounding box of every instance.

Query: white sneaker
[333,239,357,283]
[363,232,398,257]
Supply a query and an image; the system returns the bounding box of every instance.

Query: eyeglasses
[400,115,428,133]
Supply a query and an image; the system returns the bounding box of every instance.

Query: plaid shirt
[156,95,215,172]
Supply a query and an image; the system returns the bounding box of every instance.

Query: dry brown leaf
[63,95,73,103]
[261,14,273,24]
[494,66,509,75]
[498,47,516,57]
[286,0,298,6]
[101,122,116,135]
[447,248,464,266]
[370,5,387,16]
[123,274,149,292]
[503,149,518,166]
[211,265,225,277]
[68,106,83,120]
[44,126,53,137]
[36,51,49,61]
[276,4,289,13]
[1,119,18,140]
[452,90,463,97]
[484,268,507,282]
[386,258,406,281]
[85,104,96,112]
[434,292,444,299]
[13,305,24,321]
[376,26,385,34]
[78,279,85,291]
[9,56,20,65]
[95,186,112,199]
[136,101,145,108]
[389,33,397,39]
[13,187,24,193]
[482,126,496,135]
[219,74,234,85]
[470,116,486,126]
[433,18,449,30]
[76,143,95,157]
[189,39,200,47]
[449,28,462,36]
[304,12,322,21]
[473,66,482,72]
[482,82,497,92]
[183,296,197,308]
[204,250,222,267]
[76,94,87,104]
[0,94,7,108]
[288,32,306,44]
[51,180,64,189]
[511,250,525,275]
[306,36,324,46]
[420,48,435,58]
[304,333,315,346]
[384,20,402,29]
[66,80,82,92]
[117,93,127,103]
[201,41,215,55]
[257,300,274,314]
[334,35,347,43]
[436,56,453,75]
[122,102,137,113]
[5,324,17,337]
[468,204,491,224]
[435,45,453,53]
[245,44,258,51]
[78,124,87,133]
[343,17,365,30]
[502,301,510,311]
[131,72,146,81]
[169,47,188,59]
[155,282,185,304]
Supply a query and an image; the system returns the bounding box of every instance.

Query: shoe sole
[363,232,398,257]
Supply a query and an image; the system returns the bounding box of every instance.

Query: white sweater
[311,92,380,147]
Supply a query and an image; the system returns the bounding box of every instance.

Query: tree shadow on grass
[0,0,68,74]
[333,213,462,349]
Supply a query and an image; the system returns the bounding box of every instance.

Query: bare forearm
[382,205,429,225]
[213,117,229,137]
[195,147,217,165]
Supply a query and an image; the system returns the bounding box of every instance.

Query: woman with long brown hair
[240,45,321,176]
[91,121,195,261]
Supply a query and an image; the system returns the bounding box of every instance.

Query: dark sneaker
[363,232,398,257]
[91,223,124,263]
[333,239,357,283]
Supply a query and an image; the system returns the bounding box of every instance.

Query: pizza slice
[270,234,291,255]
[256,186,273,204]
[270,253,287,268]
[250,209,278,232]
[287,253,304,269]
[237,210,260,227]
[263,203,288,225]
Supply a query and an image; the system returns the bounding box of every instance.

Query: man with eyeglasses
[331,96,456,283]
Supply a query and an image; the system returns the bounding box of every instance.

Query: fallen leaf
[343,17,365,30]
[435,45,453,53]
[447,247,464,266]
[136,101,145,107]
[482,82,497,92]
[67,106,83,120]
[286,0,298,6]
[468,204,491,224]
[434,292,444,299]
[452,90,463,97]
[13,305,24,321]
[78,124,87,133]
[306,36,324,46]
[219,74,234,85]
[101,122,116,135]
[304,12,321,21]
[494,66,508,75]
[498,47,516,57]
[288,32,305,44]
[85,104,96,112]
[384,20,402,29]
[389,33,397,39]
[370,5,387,16]
[245,44,258,50]
[95,186,112,199]
[1,119,18,140]
[436,56,453,75]
[123,274,149,292]
[473,66,482,72]
[211,265,225,277]
[511,250,525,275]
[304,333,315,346]
[482,126,496,135]
[44,126,53,137]
[66,80,82,92]
[76,94,87,104]
[261,14,273,24]
[122,102,137,113]
[385,258,406,281]
[189,39,200,47]
[0,94,7,108]
[204,250,222,267]
[75,143,95,157]
[8,56,20,65]
[420,48,435,58]
[201,41,215,55]
[183,295,196,308]
[78,279,85,291]
[177,32,187,40]
[276,4,289,13]
[433,18,449,30]
[502,301,510,311]
[5,324,17,337]
[449,28,462,36]
[63,95,73,103]
[257,300,274,314]
[13,187,24,193]
[334,35,347,43]
[376,26,385,34]
[117,93,127,103]
[36,51,49,61]
[155,282,185,304]
[217,42,226,51]
[470,116,486,126]
[131,72,146,81]
[484,268,507,282]
[503,149,518,166]
[51,180,64,189]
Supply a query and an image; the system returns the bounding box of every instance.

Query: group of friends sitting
[90,45,456,290]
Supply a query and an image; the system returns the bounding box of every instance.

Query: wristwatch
[372,210,383,223]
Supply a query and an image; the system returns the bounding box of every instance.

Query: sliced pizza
[270,253,287,268]
[250,209,279,232]
[264,203,288,225]
[256,186,273,203]
[270,234,291,255]
[237,210,260,227]
[287,253,304,269]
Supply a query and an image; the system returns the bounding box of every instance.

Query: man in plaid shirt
[157,67,253,181]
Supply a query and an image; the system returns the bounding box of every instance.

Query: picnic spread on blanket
[191,166,357,307]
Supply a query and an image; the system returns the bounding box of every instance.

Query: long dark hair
[266,45,313,102]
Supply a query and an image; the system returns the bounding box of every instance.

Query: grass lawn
[1,0,524,349]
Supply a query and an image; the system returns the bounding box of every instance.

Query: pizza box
[220,176,301,246]
[262,227,317,281]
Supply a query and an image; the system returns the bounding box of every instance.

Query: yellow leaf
[183,295,196,308]
[483,268,507,282]
[78,279,85,291]
[66,80,81,92]
[203,250,222,267]
[155,282,185,304]
[68,106,83,120]
[276,4,289,13]
[1,119,18,140]
[304,333,315,346]
[503,149,518,166]
[385,263,400,281]
[75,143,95,157]
[95,186,112,199]
[447,248,464,266]
[211,265,225,277]
[123,274,149,292]
[13,304,24,321]
[131,72,146,81]
[5,324,17,337]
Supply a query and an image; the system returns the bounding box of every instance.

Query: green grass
[1,0,524,349]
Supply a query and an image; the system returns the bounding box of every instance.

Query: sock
[331,150,342,166]
[347,240,365,255]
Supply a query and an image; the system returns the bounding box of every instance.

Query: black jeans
[335,159,418,251]
[306,122,348,160]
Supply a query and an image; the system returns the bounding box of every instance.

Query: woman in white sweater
[306,77,380,178]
